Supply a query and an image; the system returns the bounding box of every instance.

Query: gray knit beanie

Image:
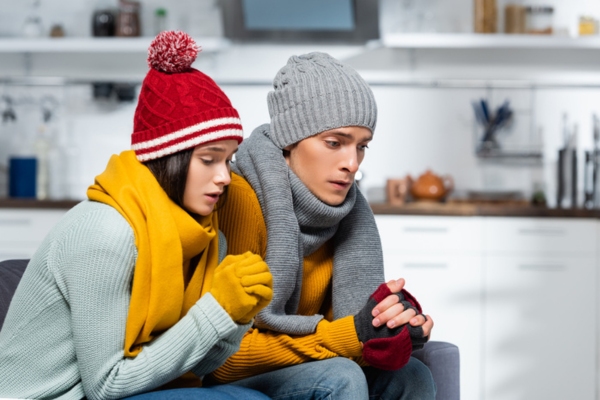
[267,52,377,149]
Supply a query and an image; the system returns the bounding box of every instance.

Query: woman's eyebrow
[204,146,226,152]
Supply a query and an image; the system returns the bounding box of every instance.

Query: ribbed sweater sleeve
[211,316,363,383]
[0,202,248,400]
[212,174,363,383]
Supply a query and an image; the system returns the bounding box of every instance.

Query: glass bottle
[154,7,168,35]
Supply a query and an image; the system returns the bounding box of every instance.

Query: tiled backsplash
[3,81,600,208]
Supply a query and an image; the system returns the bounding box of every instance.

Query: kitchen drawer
[375,215,483,253]
[484,254,596,400]
[483,217,596,255]
[383,253,483,400]
[0,209,66,245]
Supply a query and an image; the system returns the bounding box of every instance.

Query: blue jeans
[363,358,437,399]
[228,356,436,400]
[122,385,271,399]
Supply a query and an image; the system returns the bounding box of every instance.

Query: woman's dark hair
[143,147,229,213]
[144,148,194,209]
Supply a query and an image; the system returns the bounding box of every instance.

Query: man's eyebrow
[326,131,373,141]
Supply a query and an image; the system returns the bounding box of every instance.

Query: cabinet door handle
[518,264,566,272]
[0,219,30,226]
[404,263,448,269]
[403,227,448,233]
[517,228,566,236]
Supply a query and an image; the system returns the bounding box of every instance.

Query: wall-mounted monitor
[220,0,379,43]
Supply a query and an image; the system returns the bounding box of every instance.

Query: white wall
[2,0,600,206]
[8,82,591,208]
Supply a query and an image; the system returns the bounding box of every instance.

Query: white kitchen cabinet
[483,218,597,400]
[483,254,596,400]
[597,222,600,400]
[0,209,67,260]
[383,252,483,400]
[376,215,483,254]
[376,215,484,400]
[375,214,598,400]
[484,217,597,256]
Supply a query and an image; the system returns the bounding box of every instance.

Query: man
[209,52,436,399]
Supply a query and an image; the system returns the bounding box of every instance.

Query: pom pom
[147,31,200,73]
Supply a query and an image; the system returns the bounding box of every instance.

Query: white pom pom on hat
[147,30,200,73]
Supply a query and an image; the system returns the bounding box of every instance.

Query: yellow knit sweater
[210,173,363,383]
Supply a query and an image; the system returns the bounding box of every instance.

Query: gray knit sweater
[0,201,249,400]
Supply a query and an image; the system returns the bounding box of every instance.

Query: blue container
[9,157,37,198]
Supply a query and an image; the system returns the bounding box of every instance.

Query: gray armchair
[0,259,460,399]
[413,341,460,399]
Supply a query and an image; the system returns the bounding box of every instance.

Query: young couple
[0,31,435,400]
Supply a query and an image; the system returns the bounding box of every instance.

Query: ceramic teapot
[408,169,454,202]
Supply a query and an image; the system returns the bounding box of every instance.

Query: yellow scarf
[87,150,220,358]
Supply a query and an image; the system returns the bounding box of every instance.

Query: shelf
[0,37,230,53]
[381,33,600,49]
[3,34,598,53]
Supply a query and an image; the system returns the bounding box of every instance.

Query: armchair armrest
[0,259,29,330]
[412,341,460,400]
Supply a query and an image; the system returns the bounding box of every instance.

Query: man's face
[284,126,373,206]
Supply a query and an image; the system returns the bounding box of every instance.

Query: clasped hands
[354,278,434,371]
[371,278,433,337]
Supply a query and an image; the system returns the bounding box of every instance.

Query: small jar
[474,0,498,33]
[92,9,116,37]
[579,16,598,36]
[116,0,141,37]
[525,6,554,35]
[504,4,526,34]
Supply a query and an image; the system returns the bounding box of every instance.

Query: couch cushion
[0,259,28,329]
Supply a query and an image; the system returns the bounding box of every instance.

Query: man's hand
[371,278,434,338]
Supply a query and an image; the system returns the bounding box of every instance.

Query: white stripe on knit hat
[135,128,243,162]
[132,117,242,151]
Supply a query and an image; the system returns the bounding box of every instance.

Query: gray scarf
[232,124,384,335]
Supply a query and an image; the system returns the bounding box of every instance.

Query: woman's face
[183,140,238,216]
[284,126,372,206]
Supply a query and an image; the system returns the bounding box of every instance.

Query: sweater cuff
[318,316,363,358]
[192,293,239,340]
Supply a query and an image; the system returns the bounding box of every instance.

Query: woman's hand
[210,252,273,324]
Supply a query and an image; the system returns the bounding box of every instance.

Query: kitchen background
[3,2,600,400]
[3,0,600,207]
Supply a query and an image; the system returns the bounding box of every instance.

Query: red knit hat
[131,31,243,162]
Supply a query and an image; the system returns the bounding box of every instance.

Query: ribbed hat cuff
[270,113,376,149]
[267,83,377,149]
[132,107,242,162]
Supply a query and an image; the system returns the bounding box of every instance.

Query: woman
[0,31,272,400]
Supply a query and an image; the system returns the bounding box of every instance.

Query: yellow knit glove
[210,251,273,324]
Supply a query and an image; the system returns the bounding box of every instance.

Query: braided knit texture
[267,52,377,149]
[0,201,247,399]
[131,31,242,162]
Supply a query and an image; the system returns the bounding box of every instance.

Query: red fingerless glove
[357,283,428,371]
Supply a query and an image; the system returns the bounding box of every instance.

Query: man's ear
[282,143,296,159]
